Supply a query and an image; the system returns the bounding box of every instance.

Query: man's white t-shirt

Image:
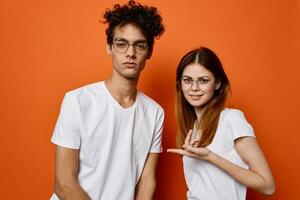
[183,108,255,200]
[50,81,164,200]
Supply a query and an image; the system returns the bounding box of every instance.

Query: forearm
[135,177,156,200]
[55,178,91,200]
[207,152,275,195]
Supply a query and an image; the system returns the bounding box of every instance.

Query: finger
[184,129,193,146]
[167,149,186,155]
[193,141,199,147]
[181,149,199,158]
[167,148,184,153]
[184,145,198,154]
[168,149,198,158]
[185,145,209,156]
[190,138,200,146]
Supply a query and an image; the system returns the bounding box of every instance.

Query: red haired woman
[168,47,275,200]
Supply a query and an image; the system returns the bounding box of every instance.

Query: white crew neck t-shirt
[183,108,255,200]
[50,81,164,200]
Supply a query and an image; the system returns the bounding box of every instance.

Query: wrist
[205,150,216,162]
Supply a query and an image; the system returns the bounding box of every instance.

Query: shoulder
[221,108,246,122]
[221,108,254,136]
[221,108,255,141]
[64,81,105,103]
[138,92,164,113]
[66,81,103,96]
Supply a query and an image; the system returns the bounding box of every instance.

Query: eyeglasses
[112,39,148,54]
[181,77,211,90]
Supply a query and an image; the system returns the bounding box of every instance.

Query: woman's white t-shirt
[183,108,255,200]
[50,81,164,200]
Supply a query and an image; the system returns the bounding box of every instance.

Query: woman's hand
[167,129,211,161]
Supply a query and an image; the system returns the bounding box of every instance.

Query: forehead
[182,63,214,77]
[113,24,146,41]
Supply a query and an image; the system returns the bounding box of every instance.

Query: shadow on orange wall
[0,0,299,199]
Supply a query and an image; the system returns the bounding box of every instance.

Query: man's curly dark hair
[103,0,165,58]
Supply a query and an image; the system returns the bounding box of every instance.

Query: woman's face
[181,63,219,110]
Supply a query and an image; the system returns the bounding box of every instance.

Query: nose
[190,81,200,91]
[126,44,136,58]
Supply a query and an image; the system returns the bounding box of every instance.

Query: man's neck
[104,75,138,108]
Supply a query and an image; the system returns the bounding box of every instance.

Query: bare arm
[207,137,275,195]
[135,153,159,200]
[54,146,91,200]
[168,131,275,195]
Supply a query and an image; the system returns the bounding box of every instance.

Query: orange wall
[0,0,299,199]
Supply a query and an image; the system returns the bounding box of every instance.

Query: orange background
[1,0,299,199]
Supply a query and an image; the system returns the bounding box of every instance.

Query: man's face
[107,24,149,79]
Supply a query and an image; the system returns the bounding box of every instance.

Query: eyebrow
[182,75,210,79]
[114,37,147,43]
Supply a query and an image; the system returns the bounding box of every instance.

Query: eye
[114,42,128,49]
[197,78,210,84]
[182,78,192,84]
[135,42,147,50]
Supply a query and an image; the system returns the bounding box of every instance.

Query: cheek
[203,83,216,94]
[182,92,194,104]
[203,90,215,102]
[138,55,148,64]
[202,87,217,103]
[111,54,120,63]
[183,94,188,103]
[139,58,147,66]
[136,57,147,70]
[182,90,189,99]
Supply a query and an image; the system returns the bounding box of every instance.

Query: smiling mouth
[189,94,203,100]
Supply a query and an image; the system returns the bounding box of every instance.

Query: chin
[187,99,209,108]
[191,102,205,107]
[124,68,142,77]
[124,72,140,79]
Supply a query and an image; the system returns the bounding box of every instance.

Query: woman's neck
[194,106,206,121]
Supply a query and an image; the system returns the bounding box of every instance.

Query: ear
[146,51,152,59]
[215,81,221,90]
[146,47,153,59]
[106,44,112,56]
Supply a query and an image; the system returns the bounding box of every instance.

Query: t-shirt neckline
[101,81,139,111]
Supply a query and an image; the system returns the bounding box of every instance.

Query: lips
[123,62,137,68]
[189,94,203,101]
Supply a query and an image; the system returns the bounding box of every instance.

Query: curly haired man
[50,1,165,199]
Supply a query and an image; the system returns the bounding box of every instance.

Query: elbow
[264,184,276,196]
[54,179,67,198]
[54,177,75,198]
[260,181,276,196]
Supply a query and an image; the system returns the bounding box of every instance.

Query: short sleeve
[149,108,164,153]
[51,92,82,149]
[226,109,255,141]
